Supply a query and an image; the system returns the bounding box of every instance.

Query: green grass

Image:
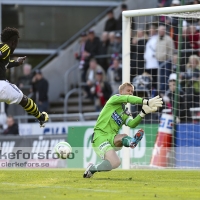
[0,169,200,200]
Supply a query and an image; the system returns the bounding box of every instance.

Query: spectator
[158,0,173,7]
[188,25,199,55]
[91,70,112,111]
[107,57,122,94]
[171,54,178,73]
[180,55,200,107]
[82,29,100,81]
[84,58,105,99]
[157,0,173,25]
[155,25,174,95]
[115,3,135,33]
[116,4,128,31]
[107,31,115,65]
[17,63,33,96]
[166,0,188,40]
[131,29,148,78]
[162,73,191,122]
[3,116,19,135]
[144,24,159,89]
[32,70,49,112]
[74,32,88,82]
[74,32,88,70]
[166,0,180,41]
[186,1,200,30]
[173,27,192,68]
[107,32,122,56]
[104,10,117,32]
[132,72,152,91]
[97,32,109,72]
[108,31,115,44]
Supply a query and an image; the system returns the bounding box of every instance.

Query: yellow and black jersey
[0,43,19,80]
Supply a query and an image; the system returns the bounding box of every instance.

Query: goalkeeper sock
[22,98,42,119]
[90,160,112,174]
[122,136,133,147]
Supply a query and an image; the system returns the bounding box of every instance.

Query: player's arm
[0,44,26,68]
[125,105,157,128]
[7,56,26,68]
[125,115,143,128]
[107,95,143,105]
[7,59,20,68]
[0,46,19,68]
[107,95,163,108]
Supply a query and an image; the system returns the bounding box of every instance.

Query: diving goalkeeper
[83,82,163,178]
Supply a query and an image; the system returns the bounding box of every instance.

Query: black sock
[22,98,42,119]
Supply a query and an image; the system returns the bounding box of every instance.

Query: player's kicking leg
[19,95,49,127]
[1,81,48,127]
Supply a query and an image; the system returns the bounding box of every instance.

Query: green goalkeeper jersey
[94,94,143,139]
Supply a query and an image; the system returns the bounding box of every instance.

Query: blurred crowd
[74,4,127,111]
[74,0,200,122]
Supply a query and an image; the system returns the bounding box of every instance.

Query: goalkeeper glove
[143,95,163,108]
[139,105,157,118]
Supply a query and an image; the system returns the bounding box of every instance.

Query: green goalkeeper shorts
[92,131,122,159]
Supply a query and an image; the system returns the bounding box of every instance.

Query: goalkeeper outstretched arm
[126,105,157,128]
[108,94,163,108]
[109,82,163,108]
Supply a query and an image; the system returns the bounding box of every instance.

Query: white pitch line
[1,182,121,193]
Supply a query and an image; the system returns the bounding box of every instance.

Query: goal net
[122,4,200,169]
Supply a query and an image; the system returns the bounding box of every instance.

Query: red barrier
[150,113,173,167]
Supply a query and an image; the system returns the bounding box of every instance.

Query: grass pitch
[0,169,199,200]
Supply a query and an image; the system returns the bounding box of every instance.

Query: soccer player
[0,27,48,127]
[83,82,163,178]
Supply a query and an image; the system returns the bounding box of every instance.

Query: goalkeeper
[83,82,163,178]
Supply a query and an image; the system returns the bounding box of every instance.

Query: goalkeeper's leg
[83,131,144,178]
[83,135,120,178]
[83,150,119,178]
[90,130,145,174]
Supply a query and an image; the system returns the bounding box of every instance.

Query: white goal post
[122,4,200,169]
